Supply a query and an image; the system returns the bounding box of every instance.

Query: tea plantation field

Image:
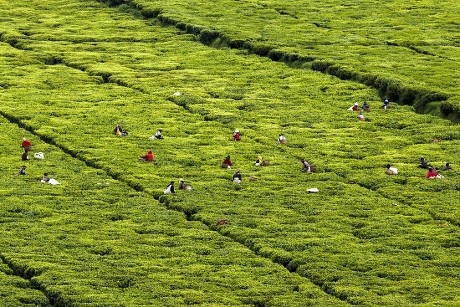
[119,0,460,119]
[1,0,460,306]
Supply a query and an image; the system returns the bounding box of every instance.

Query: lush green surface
[127,0,460,117]
[0,117,337,306]
[1,0,460,306]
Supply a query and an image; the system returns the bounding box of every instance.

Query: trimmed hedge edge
[0,110,145,194]
[97,0,455,121]
[0,254,60,306]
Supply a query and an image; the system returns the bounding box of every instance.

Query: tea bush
[1,0,460,305]
[124,0,460,118]
[0,117,335,306]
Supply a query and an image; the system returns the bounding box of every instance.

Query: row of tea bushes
[1,0,460,304]
[0,116,340,306]
[118,0,460,118]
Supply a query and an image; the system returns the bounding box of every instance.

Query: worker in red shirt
[21,138,32,152]
[222,155,233,168]
[139,150,154,162]
[426,167,439,179]
[233,129,241,141]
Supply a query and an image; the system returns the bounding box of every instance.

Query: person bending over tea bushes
[153,129,163,140]
[164,181,175,194]
[21,138,32,152]
[222,155,233,168]
[41,173,50,183]
[41,173,60,185]
[22,151,29,161]
[348,102,359,111]
[139,150,154,162]
[17,165,26,175]
[278,134,287,144]
[362,101,370,111]
[113,124,128,136]
[419,157,430,169]
[383,97,390,109]
[179,178,192,191]
[426,167,443,179]
[301,159,310,172]
[255,156,270,167]
[233,169,242,184]
[233,129,241,141]
[385,164,398,175]
[426,167,437,179]
[443,163,453,171]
